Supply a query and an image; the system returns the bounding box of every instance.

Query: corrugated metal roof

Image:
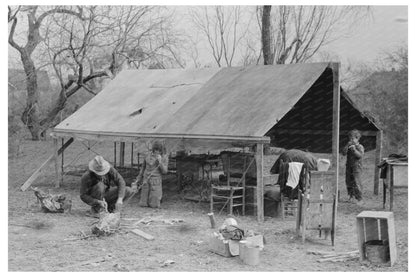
[54,63,329,140]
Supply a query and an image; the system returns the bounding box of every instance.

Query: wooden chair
[210,153,254,216]
[278,162,304,219]
[281,196,298,219]
[296,171,336,245]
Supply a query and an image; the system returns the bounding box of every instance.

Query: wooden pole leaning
[21,137,74,192]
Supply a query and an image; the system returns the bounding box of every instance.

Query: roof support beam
[373,130,383,195]
[255,143,264,222]
[330,62,340,247]
[51,130,270,145]
[273,129,378,137]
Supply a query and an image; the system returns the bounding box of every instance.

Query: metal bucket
[365,240,389,264]
[239,240,260,266]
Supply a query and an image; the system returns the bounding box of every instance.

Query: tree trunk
[261,6,273,65]
[19,50,43,140]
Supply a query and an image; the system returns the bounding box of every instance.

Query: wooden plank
[379,219,389,241]
[373,130,383,194]
[364,217,379,241]
[21,138,74,191]
[356,217,365,261]
[357,210,393,219]
[392,163,408,187]
[274,129,377,136]
[255,143,264,222]
[387,215,397,266]
[51,129,271,144]
[330,62,340,247]
[130,229,155,240]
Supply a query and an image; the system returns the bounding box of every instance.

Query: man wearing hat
[80,155,135,216]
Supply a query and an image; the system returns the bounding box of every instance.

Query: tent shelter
[22,62,382,225]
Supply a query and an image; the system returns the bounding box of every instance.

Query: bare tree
[345,46,408,153]
[261,5,272,65]
[188,6,251,67]
[8,6,86,140]
[258,6,370,64]
[9,5,184,140]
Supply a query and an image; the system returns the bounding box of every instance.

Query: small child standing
[132,141,168,208]
[342,129,365,204]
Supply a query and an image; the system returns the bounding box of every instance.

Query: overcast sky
[7,5,408,70]
[323,5,407,64]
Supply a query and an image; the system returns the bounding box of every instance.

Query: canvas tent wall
[23,62,381,224]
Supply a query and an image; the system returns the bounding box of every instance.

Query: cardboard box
[209,234,264,257]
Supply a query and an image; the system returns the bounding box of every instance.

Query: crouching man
[80,155,135,217]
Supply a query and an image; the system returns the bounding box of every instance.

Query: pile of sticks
[307,250,359,263]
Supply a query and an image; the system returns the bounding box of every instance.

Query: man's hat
[89,155,110,176]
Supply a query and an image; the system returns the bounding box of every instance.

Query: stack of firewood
[307,250,360,263]
[32,187,72,213]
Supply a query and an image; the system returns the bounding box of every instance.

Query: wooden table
[382,161,408,211]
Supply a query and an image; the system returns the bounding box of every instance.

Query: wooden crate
[356,211,397,266]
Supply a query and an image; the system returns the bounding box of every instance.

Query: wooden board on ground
[130,229,155,240]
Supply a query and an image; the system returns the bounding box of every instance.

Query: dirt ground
[8,139,408,272]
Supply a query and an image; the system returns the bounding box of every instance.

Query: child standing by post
[343,129,365,205]
[132,141,168,208]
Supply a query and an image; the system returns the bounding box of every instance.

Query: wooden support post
[119,142,125,167]
[255,143,264,222]
[389,165,394,211]
[131,142,134,167]
[330,62,340,246]
[242,155,246,216]
[113,142,117,167]
[227,153,230,187]
[53,138,60,188]
[373,130,383,195]
[61,138,64,186]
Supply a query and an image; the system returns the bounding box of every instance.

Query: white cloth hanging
[286,162,304,189]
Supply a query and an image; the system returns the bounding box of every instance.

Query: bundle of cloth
[269,149,318,200]
[377,153,408,179]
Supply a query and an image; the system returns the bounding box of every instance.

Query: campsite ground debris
[10,220,54,230]
[307,250,359,263]
[113,263,129,272]
[161,260,175,267]
[61,254,113,270]
[130,228,155,240]
[64,230,97,241]
[134,217,184,225]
